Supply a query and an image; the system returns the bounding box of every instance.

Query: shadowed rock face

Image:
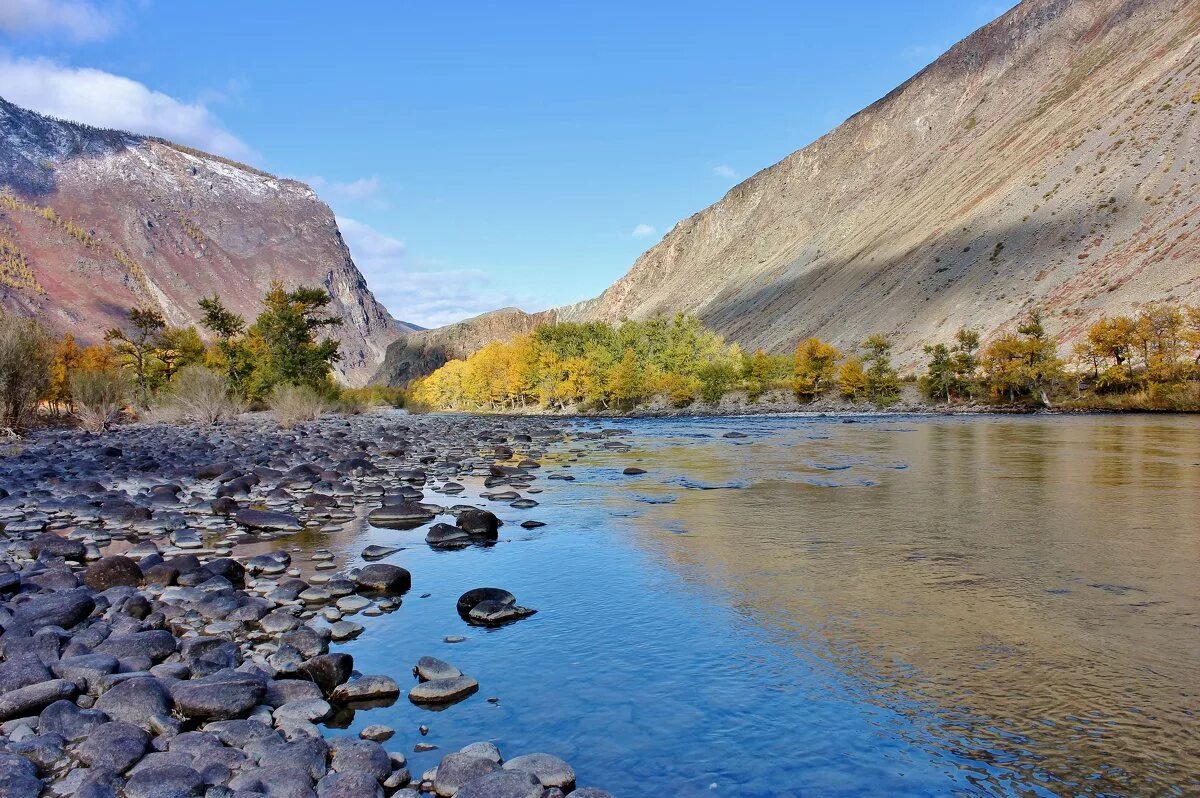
[371,307,555,386]
[0,97,402,386]
[560,0,1200,366]
[373,0,1200,385]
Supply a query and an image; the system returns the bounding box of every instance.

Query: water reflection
[593,415,1200,796]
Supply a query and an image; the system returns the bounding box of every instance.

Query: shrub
[0,313,53,430]
[70,368,129,432]
[151,365,243,425]
[268,383,328,428]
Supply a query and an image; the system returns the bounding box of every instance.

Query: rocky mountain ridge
[377,0,1200,385]
[0,98,402,386]
[558,0,1200,366]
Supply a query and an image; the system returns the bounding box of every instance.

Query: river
[320,413,1199,796]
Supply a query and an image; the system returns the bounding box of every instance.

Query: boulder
[83,555,143,590]
[352,564,411,595]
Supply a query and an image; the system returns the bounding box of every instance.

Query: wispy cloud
[0,56,255,161]
[630,223,656,239]
[0,0,117,42]
[712,164,738,179]
[337,216,540,329]
[309,175,385,207]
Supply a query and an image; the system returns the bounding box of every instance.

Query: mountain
[370,307,554,386]
[375,0,1200,386]
[558,0,1200,366]
[0,97,402,386]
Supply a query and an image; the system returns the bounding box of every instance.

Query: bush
[268,383,328,428]
[151,365,243,425]
[70,368,129,432]
[0,313,53,430]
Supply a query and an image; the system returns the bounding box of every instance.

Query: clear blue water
[320,414,1200,797]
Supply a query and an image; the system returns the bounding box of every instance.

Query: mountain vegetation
[408,307,1200,414]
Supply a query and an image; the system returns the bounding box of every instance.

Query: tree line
[0,282,399,432]
[409,305,1200,413]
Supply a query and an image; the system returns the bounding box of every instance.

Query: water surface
[324,414,1200,796]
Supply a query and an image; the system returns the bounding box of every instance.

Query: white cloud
[308,175,384,206]
[337,216,539,329]
[0,57,255,161]
[631,223,656,238]
[712,164,738,179]
[0,0,115,42]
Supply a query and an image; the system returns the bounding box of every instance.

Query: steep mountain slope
[0,98,402,386]
[557,0,1200,367]
[370,307,554,386]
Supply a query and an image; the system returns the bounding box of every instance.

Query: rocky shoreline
[0,411,613,798]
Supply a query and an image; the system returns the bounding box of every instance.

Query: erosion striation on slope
[0,97,402,386]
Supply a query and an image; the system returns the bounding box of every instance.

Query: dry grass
[0,313,53,430]
[150,365,244,425]
[268,384,328,428]
[70,368,129,432]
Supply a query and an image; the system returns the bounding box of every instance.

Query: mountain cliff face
[0,98,402,386]
[370,307,555,386]
[554,0,1200,367]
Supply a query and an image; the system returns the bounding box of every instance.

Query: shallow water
[321,414,1199,796]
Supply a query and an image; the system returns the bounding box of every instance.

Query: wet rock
[329,675,399,703]
[415,657,461,681]
[456,588,537,627]
[502,754,575,791]
[569,789,615,798]
[459,742,502,763]
[435,753,501,797]
[367,503,435,530]
[236,508,303,532]
[425,523,471,549]
[360,545,400,561]
[622,467,646,476]
[408,675,478,706]
[352,564,411,595]
[329,737,391,782]
[293,653,354,697]
[360,724,394,742]
[456,508,499,540]
[454,769,542,798]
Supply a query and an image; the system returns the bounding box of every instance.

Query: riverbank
[414,383,1200,418]
[0,410,612,798]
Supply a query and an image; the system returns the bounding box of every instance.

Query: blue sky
[0,0,1015,328]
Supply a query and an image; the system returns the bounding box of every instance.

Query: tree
[836,356,867,400]
[154,326,206,385]
[46,332,81,413]
[793,338,840,401]
[200,295,253,393]
[861,334,900,405]
[952,328,981,398]
[920,343,954,404]
[981,309,1064,404]
[104,307,166,408]
[243,283,342,400]
[608,349,645,407]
